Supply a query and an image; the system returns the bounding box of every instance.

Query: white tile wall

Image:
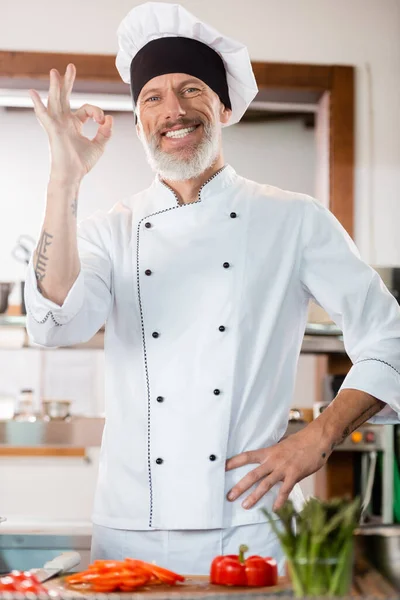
[0,348,42,410]
[0,348,104,416]
[41,349,100,416]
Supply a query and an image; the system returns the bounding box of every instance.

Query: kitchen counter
[0,419,387,450]
[0,418,308,449]
[0,417,104,447]
[0,566,397,598]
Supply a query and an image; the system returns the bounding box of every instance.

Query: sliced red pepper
[0,572,48,595]
[0,576,18,592]
[90,560,123,571]
[92,583,119,592]
[119,574,150,590]
[65,557,184,593]
[125,559,185,583]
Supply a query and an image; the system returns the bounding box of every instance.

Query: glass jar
[14,389,36,422]
[289,543,353,597]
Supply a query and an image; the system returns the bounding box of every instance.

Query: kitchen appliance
[0,283,14,314]
[355,525,400,590]
[288,408,305,423]
[42,400,71,421]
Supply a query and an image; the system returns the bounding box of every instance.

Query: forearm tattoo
[330,398,386,451]
[35,230,53,287]
[71,198,78,218]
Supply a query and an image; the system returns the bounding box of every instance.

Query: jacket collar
[151,164,237,209]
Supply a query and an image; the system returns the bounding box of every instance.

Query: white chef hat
[115,2,258,126]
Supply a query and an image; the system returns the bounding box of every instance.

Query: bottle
[14,389,36,422]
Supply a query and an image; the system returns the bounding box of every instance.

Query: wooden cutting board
[45,575,291,598]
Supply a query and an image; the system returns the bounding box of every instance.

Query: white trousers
[91,522,286,576]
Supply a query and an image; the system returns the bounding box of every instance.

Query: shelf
[0,447,86,457]
[0,315,26,327]
[0,417,105,447]
[0,316,345,353]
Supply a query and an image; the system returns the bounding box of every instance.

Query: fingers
[74,104,106,125]
[47,69,62,115]
[31,65,75,125]
[272,479,295,511]
[225,450,261,471]
[29,89,50,126]
[227,463,272,502]
[73,106,112,147]
[60,63,76,112]
[241,470,297,511]
[242,473,285,509]
[93,115,113,147]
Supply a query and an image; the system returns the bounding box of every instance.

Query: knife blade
[33,551,81,583]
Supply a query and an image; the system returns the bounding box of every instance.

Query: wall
[1,0,399,264]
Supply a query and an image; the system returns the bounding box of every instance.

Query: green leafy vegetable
[262,497,360,597]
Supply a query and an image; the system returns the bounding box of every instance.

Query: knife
[32,551,81,583]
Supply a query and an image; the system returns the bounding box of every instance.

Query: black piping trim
[137,166,227,528]
[137,206,177,529]
[355,358,400,378]
[28,307,62,327]
[161,165,227,206]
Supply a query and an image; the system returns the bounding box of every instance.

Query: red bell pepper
[210,544,278,587]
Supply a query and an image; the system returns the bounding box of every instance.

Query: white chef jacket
[25,165,400,530]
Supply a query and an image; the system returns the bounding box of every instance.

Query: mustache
[156,117,206,136]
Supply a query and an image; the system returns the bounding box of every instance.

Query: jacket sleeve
[25,211,113,347]
[299,197,400,423]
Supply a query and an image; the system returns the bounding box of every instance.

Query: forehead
[139,73,206,95]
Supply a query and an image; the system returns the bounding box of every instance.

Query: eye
[145,96,160,103]
[183,87,200,94]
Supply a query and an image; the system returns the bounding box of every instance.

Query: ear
[220,103,232,126]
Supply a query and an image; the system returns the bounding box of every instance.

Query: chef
[26,1,400,576]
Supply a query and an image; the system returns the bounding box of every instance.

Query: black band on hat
[130,37,231,110]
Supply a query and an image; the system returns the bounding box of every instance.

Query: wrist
[48,175,82,193]
[49,171,83,188]
[297,416,337,455]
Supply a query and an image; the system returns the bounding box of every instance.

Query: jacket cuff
[25,259,84,326]
[339,359,400,423]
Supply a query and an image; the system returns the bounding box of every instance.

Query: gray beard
[140,120,220,181]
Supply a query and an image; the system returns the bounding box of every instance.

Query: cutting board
[45,575,291,598]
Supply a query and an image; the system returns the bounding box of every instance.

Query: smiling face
[136,73,231,181]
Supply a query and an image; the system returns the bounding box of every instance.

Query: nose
[163,90,186,121]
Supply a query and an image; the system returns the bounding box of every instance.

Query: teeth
[165,126,196,139]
